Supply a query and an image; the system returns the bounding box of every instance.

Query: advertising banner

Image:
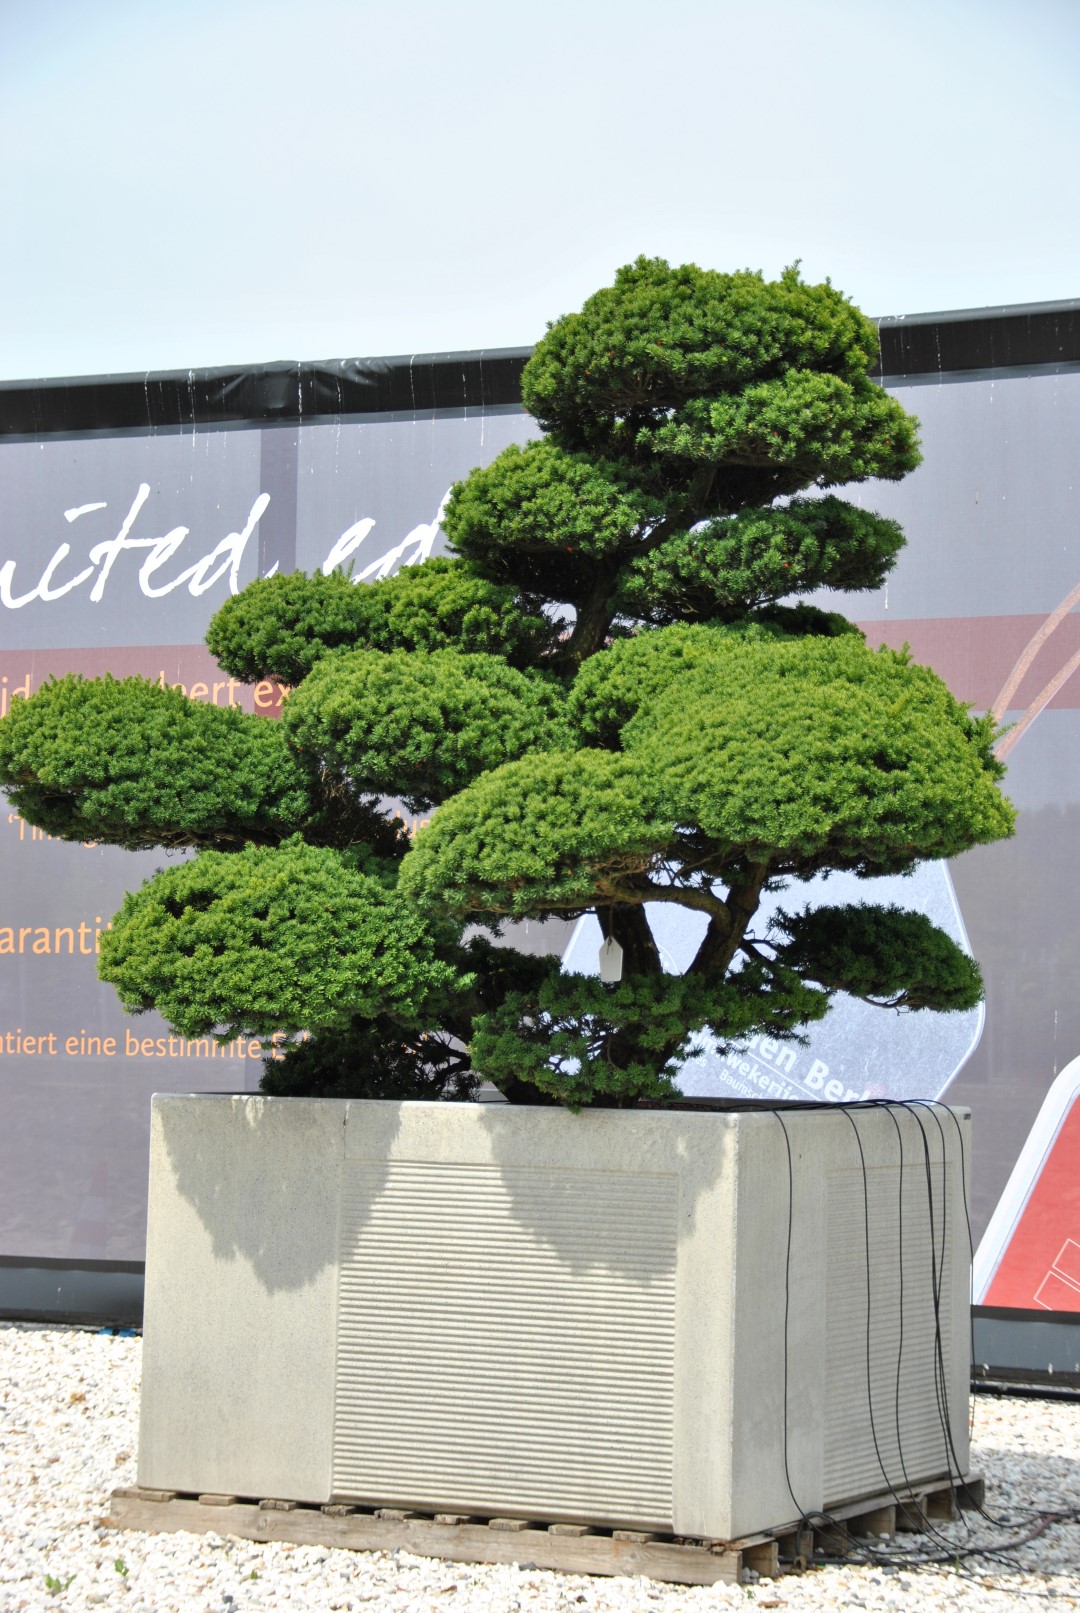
[0,372,533,1269]
[1,312,1078,1327]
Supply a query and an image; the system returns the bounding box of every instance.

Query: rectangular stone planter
[139,1096,971,1541]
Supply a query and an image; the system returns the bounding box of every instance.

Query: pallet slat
[104,1495,742,1585]
[104,1472,982,1589]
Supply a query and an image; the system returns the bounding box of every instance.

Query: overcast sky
[1,0,1077,380]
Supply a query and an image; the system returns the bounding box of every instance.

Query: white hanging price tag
[598,936,624,983]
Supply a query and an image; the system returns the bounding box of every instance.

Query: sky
[1,0,1078,381]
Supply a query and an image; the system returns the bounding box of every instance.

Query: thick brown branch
[562,561,622,667]
[688,863,768,977]
[687,911,733,977]
[635,880,731,920]
[598,903,663,976]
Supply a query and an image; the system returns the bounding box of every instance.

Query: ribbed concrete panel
[823,1163,957,1502]
[139,1101,972,1538]
[333,1162,678,1528]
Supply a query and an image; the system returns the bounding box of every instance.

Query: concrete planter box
[139,1097,971,1540]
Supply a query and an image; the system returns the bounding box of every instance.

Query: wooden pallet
[103,1474,985,1588]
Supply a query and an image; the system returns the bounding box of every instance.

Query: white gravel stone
[1,1321,1078,1612]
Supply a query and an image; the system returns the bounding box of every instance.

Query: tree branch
[561,561,622,666]
[598,903,663,976]
[687,863,768,977]
[559,463,720,667]
[635,879,731,920]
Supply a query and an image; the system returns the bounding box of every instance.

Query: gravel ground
[1,1322,1078,1613]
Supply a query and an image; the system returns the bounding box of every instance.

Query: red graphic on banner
[984,1097,1080,1312]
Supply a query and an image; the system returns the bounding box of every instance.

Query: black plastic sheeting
[877,298,1080,381]
[2,300,1079,438]
[0,348,533,436]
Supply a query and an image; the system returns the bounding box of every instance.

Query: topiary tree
[0,259,1014,1106]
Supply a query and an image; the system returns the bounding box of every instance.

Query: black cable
[916,1101,987,1509]
[847,1098,977,1531]
[876,1102,948,1536]
[837,1105,908,1506]
[758,1096,1077,1574]
[861,1100,1026,1544]
[924,1099,981,1414]
[911,1099,1024,1531]
[905,1103,966,1509]
[766,1102,960,1563]
[769,1105,804,1527]
[904,1099,1032,1532]
[879,1505,1080,1572]
[837,1102,966,1555]
[767,1104,882,1560]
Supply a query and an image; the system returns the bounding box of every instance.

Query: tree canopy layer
[0,675,314,851]
[282,648,569,811]
[0,257,1014,1107]
[99,838,461,1040]
[206,557,560,683]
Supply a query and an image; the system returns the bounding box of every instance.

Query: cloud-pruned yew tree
[0,259,1014,1106]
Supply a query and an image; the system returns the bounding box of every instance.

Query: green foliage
[0,675,313,850]
[568,623,742,746]
[443,439,665,604]
[619,635,1013,878]
[99,838,462,1040]
[401,632,1011,928]
[567,610,865,753]
[471,963,828,1108]
[723,603,863,642]
[645,370,919,494]
[0,257,1016,1107]
[283,648,569,809]
[521,257,919,509]
[260,1017,480,1101]
[398,749,674,917]
[206,556,559,683]
[614,498,904,625]
[772,903,985,1012]
[523,259,881,433]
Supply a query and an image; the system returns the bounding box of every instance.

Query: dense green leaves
[0,675,313,850]
[772,904,985,1011]
[646,372,919,491]
[99,839,461,1039]
[259,1018,480,1101]
[443,440,665,604]
[521,258,918,511]
[284,648,569,809]
[615,498,904,625]
[623,636,1013,877]
[399,749,674,916]
[568,624,740,747]
[403,631,1012,932]
[522,259,881,439]
[206,557,558,683]
[471,963,828,1107]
